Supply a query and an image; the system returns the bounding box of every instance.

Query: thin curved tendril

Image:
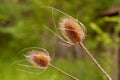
[18,47,49,56]
[40,6,86,32]
[17,63,46,74]
[41,6,86,43]
[18,63,40,68]
[17,69,41,74]
[42,6,74,45]
[43,25,73,45]
[41,6,72,18]
[11,59,26,65]
[58,42,72,47]
[51,4,57,31]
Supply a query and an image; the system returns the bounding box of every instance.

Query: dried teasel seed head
[25,49,51,69]
[59,17,85,44]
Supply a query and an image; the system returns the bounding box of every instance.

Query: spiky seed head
[25,49,51,69]
[59,17,85,44]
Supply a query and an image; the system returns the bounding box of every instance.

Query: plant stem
[49,64,79,80]
[79,42,112,80]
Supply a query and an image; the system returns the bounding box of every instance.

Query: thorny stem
[49,64,79,80]
[79,42,112,80]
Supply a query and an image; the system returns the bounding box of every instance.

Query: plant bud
[59,17,85,44]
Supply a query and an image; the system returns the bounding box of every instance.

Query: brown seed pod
[25,49,51,69]
[33,54,50,67]
[59,17,85,44]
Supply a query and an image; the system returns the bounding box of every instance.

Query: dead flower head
[59,17,85,44]
[25,49,51,69]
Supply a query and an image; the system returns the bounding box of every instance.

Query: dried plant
[59,17,85,44]
[24,48,79,80]
[15,6,112,80]
[41,6,112,80]
[25,49,51,69]
[59,16,112,80]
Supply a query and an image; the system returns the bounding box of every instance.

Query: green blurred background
[0,0,120,80]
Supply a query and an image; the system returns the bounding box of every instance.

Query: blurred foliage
[0,0,120,80]
[0,58,106,80]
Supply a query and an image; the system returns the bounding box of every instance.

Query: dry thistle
[60,17,85,44]
[25,49,50,69]
[24,48,79,80]
[59,17,112,80]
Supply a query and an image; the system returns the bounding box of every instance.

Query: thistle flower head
[59,17,85,44]
[25,49,51,69]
